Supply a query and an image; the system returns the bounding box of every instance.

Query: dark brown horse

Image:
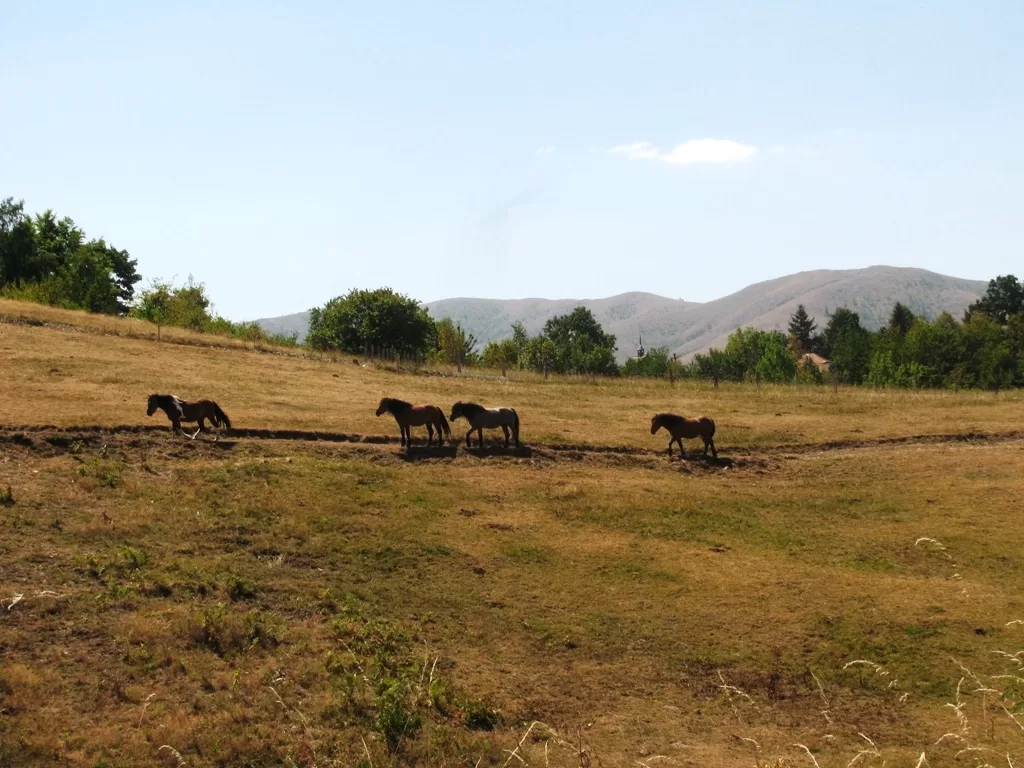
[147,394,231,440]
[650,412,717,458]
[376,397,451,447]
[449,401,520,448]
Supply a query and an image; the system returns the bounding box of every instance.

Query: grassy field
[2,306,1023,767]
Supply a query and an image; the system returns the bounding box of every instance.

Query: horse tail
[213,402,231,430]
[511,408,519,436]
[437,409,451,437]
[706,417,716,439]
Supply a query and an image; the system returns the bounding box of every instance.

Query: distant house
[799,352,830,372]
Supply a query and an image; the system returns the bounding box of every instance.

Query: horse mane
[382,397,412,414]
[149,393,184,419]
[652,412,683,425]
[454,401,485,418]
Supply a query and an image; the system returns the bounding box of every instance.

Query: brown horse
[650,412,717,458]
[376,397,451,447]
[147,394,231,440]
[449,401,520,448]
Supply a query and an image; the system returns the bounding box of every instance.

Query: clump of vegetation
[0,485,13,506]
[130,276,297,346]
[184,604,281,656]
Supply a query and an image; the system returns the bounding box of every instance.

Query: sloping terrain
[257,266,986,360]
[2,306,1024,766]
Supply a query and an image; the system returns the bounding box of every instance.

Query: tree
[823,308,872,384]
[965,275,1024,325]
[435,317,478,370]
[510,321,530,367]
[692,348,732,388]
[306,287,435,356]
[787,304,817,353]
[0,197,36,287]
[482,338,519,376]
[541,306,618,375]
[131,277,214,334]
[888,302,915,335]
[621,346,672,377]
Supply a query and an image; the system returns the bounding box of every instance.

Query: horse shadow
[399,444,460,461]
[674,453,733,469]
[461,444,533,459]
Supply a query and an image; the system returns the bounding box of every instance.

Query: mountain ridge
[256,266,988,362]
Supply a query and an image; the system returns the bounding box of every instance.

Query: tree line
[306,277,1024,391]
[5,194,1020,389]
[685,276,1024,391]
[0,196,296,345]
[306,288,620,376]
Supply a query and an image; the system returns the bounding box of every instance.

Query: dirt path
[1,423,1020,475]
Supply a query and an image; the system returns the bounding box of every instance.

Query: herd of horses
[146,393,719,459]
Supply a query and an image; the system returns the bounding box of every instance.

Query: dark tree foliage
[787,304,817,352]
[888,302,915,335]
[306,287,436,356]
[965,275,1024,325]
[0,196,141,315]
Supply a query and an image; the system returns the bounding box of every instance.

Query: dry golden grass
[1,303,1023,767]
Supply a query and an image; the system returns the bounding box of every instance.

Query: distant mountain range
[256,266,988,362]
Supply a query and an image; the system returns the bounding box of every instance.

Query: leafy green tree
[540,306,618,375]
[510,321,530,367]
[754,332,798,382]
[965,275,1024,325]
[434,317,478,370]
[482,338,519,376]
[787,304,817,353]
[131,277,213,332]
[306,287,435,356]
[692,348,733,388]
[0,197,37,287]
[621,346,672,377]
[823,308,872,384]
[524,336,557,378]
[888,302,915,335]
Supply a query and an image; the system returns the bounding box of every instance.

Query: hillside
[2,305,1024,765]
[257,266,987,360]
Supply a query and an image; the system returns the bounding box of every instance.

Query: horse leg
[501,424,510,448]
[477,427,484,448]
[465,428,473,448]
[666,437,673,456]
[427,423,435,446]
[708,438,718,459]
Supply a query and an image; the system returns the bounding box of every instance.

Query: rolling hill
[257,266,988,361]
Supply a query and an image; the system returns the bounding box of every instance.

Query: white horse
[449,401,520,448]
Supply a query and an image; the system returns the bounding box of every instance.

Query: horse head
[449,402,464,421]
[650,415,663,435]
[146,394,160,416]
[375,398,389,417]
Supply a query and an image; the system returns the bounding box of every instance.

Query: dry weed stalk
[158,744,186,766]
[717,670,756,724]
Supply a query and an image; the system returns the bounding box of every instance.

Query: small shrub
[226,573,258,601]
[461,698,501,731]
[374,684,422,753]
[0,485,13,506]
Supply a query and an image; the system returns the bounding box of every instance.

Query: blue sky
[2,1,1022,320]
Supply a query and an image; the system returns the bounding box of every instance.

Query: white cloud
[535,145,555,156]
[608,141,661,161]
[662,138,757,165]
[608,137,759,165]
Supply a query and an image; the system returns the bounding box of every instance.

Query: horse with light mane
[147,394,232,440]
[650,412,717,458]
[449,401,520,448]
[375,397,451,448]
